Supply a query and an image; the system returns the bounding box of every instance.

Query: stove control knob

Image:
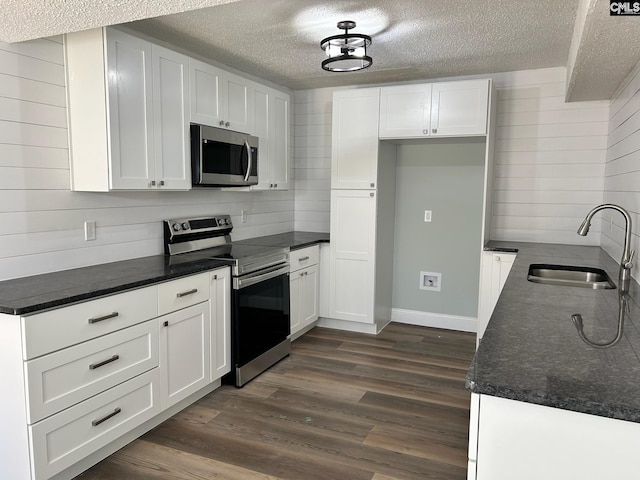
[172,223,181,232]
[182,222,190,230]
[225,219,231,225]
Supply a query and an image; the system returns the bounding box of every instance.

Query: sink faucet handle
[624,250,635,269]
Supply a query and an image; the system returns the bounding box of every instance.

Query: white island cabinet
[65,27,191,191]
[469,393,640,480]
[0,267,230,480]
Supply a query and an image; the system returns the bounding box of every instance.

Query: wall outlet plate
[424,210,432,222]
[84,221,96,241]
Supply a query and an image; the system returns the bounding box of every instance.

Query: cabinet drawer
[29,368,160,479]
[158,272,210,316]
[25,320,159,424]
[290,245,319,271]
[22,286,158,360]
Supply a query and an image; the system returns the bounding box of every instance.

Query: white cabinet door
[210,268,231,381]
[489,253,515,311]
[189,58,224,127]
[188,60,253,133]
[289,270,302,335]
[251,85,290,191]
[270,89,290,190]
[223,70,253,134]
[331,88,380,190]
[300,264,319,329]
[379,84,431,138]
[106,28,154,190]
[290,264,319,337]
[152,45,191,190]
[475,395,640,480]
[431,79,489,136]
[252,84,272,190]
[477,252,516,344]
[159,302,210,410]
[329,190,377,324]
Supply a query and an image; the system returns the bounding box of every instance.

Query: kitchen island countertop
[0,231,329,316]
[467,241,640,423]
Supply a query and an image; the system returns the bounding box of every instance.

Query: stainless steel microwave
[191,124,258,187]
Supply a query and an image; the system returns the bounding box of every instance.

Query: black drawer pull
[298,256,310,262]
[89,354,120,370]
[176,288,198,298]
[91,407,121,427]
[88,312,119,324]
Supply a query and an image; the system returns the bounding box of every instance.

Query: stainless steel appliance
[163,215,290,387]
[191,125,259,187]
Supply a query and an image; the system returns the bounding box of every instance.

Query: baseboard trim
[391,308,477,333]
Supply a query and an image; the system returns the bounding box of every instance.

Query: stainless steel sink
[527,264,616,289]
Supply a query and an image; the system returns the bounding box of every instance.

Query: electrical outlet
[241,210,247,223]
[84,221,96,241]
[424,210,432,222]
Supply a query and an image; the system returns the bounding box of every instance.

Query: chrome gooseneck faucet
[577,204,635,286]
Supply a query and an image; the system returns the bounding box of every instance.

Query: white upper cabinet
[151,45,191,190]
[189,58,253,134]
[331,88,381,190]
[379,79,489,139]
[251,84,290,190]
[65,27,190,191]
[379,84,431,138]
[431,79,489,136]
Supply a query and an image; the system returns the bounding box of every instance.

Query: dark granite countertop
[0,255,231,316]
[0,231,330,316]
[467,241,640,423]
[234,231,329,249]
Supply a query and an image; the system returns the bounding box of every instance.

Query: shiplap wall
[0,37,294,281]
[602,61,640,281]
[293,88,334,232]
[293,68,610,245]
[491,68,608,244]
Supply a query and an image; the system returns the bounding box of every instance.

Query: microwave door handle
[243,140,252,182]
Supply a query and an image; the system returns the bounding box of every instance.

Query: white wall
[293,68,610,247]
[490,68,609,244]
[602,62,640,281]
[0,37,294,281]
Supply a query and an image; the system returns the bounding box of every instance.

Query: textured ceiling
[2,0,639,100]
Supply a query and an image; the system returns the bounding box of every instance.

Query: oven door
[231,265,290,383]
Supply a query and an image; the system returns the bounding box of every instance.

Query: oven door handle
[234,264,289,290]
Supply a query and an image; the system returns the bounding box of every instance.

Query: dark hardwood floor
[76,323,476,480]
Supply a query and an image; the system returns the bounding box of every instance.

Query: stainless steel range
[164,215,290,387]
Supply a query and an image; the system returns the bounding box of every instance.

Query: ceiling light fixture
[320,20,372,72]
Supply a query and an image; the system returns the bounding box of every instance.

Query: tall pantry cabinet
[325,79,494,336]
[326,89,397,334]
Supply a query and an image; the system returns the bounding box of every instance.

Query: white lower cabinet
[290,246,320,338]
[0,268,231,480]
[477,252,516,344]
[29,369,160,480]
[210,268,231,380]
[470,394,640,480]
[329,190,377,324]
[159,302,210,410]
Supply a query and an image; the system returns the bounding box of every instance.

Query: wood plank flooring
[76,322,476,480]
